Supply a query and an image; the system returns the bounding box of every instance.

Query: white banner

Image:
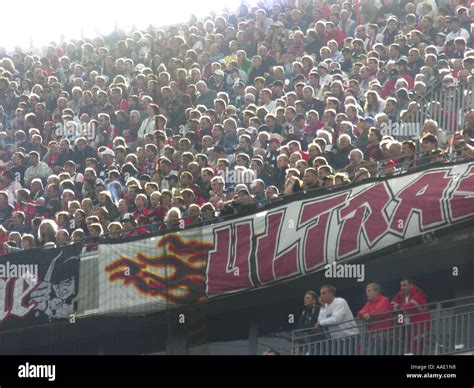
[97,162,474,314]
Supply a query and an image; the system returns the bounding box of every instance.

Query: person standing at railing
[316,285,359,354]
[357,283,393,355]
[294,290,323,355]
[391,278,430,355]
[358,283,393,331]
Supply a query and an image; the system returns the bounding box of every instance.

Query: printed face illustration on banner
[0,245,82,329]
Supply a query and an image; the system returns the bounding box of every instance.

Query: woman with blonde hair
[364,90,385,118]
[38,219,58,247]
[21,234,36,250]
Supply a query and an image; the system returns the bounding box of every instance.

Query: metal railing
[405,79,474,142]
[291,295,474,356]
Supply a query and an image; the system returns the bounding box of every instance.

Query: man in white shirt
[317,62,332,88]
[445,17,470,43]
[137,103,159,138]
[24,152,52,187]
[317,285,360,343]
[1,170,22,205]
[64,160,84,186]
[365,24,384,51]
[259,88,277,114]
[157,157,178,191]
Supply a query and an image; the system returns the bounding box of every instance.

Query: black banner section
[0,243,82,331]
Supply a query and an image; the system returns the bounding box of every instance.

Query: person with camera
[234,188,258,215]
[283,173,304,196]
[220,187,258,218]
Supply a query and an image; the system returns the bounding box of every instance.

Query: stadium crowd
[0,0,474,254]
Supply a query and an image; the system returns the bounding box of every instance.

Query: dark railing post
[248,316,258,355]
[360,319,366,356]
[291,330,295,355]
[434,302,441,355]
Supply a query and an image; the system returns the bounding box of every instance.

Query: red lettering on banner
[10,276,38,319]
[450,166,474,221]
[204,164,474,299]
[299,194,347,271]
[0,278,12,323]
[206,223,253,296]
[338,183,391,258]
[255,211,298,285]
[390,171,451,234]
[0,277,38,323]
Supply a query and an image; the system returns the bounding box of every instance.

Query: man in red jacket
[391,278,430,354]
[358,283,393,354]
[358,283,393,331]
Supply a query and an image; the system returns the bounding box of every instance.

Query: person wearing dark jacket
[248,55,266,85]
[295,291,325,355]
[273,154,289,192]
[297,291,321,330]
[219,188,258,217]
[0,191,14,225]
[251,158,274,187]
[74,137,98,173]
[56,139,77,168]
[332,134,355,170]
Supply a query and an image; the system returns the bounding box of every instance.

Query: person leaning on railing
[391,277,430,355]
[316,285,359,341]
[357,283,393,355]
[219,187,259,217]
[294,290,325,355]
[357,283,393,331]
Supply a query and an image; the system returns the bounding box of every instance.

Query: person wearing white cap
[101,148,115,158]
[209,69,225,93]
[250,178,266,207]
[97,148,117,181]
[245,127,259,148]
[317,62,332,87]
[196,80,218,109]
[244,93,256,108]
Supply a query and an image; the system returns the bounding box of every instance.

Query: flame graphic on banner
[105,234,213,305]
